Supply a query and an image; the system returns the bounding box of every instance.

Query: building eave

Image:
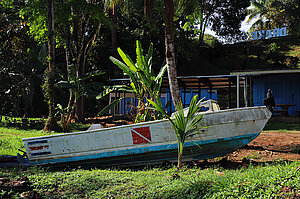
[230,69,300,76]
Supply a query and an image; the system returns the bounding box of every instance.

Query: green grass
[0,115,46,124]
[0,161,299,198]
[0,116,91,156]
[0,127,60,156]
[0,116,90,131]
[264,120,300,132]
[0,118,299,198]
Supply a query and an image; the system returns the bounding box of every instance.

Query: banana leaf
[98,98,124,116]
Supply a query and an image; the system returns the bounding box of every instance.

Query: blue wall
[119,97,137,115]
[166,88,217,114]
[253,74,300,114]
[119,88,218,115]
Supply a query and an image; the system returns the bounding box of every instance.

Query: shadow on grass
[264,117,300,131]
[41,158,297,173]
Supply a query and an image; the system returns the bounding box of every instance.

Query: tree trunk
[111,4,119,78]
[144,0,154,24]
[164,0,181,110]
[112,4,118,53]
[44,0,59,132]
[75,96,85,122]
[177,142,183,169]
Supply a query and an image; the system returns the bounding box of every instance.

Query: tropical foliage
[0,0,299,125]
[247,0,271,30]
[98,40,167,122]
[247,0,300,36]
[0,2,44,117]
[181,0,250,43]
[148,95,204,169]
[55,66,104,131]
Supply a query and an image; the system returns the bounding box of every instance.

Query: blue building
[231,69,300,115]
[109,69,299,116]
[109,75,236,115]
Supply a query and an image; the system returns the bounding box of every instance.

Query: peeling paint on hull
[23,106,272,167]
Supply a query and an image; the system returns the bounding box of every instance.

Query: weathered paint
[23,106,271,167]
[30,133,260,166]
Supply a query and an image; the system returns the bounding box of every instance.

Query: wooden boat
[23,100,272,167]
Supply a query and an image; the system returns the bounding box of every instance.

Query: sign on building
[251,27,287,40]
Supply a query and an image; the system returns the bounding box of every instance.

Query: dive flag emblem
[131,127,152,144]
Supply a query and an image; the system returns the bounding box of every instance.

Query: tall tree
[103,0,122,53]
[44,0,59,131]
[22,0,109,122]
[60,0,105,122]
[144,0,154,24]
[247,0,300,37]
[266,0,300,36]
[164,0,181,109]
[103,0,126,78]
[181,0,250,44]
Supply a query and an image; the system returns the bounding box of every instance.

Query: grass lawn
[0,117,90,156]
[0,127,61,156]
[263,116,300,131]
[0,161,299,198]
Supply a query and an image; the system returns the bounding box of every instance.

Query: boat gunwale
[23,106,269,141]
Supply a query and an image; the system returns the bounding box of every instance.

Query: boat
[23,100,272,167]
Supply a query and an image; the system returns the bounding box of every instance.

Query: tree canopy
[0,0,299,120]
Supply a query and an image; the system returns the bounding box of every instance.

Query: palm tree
[44,0,59,131]
[103,0,125,52]
[148,95,204,169]
[164,0,181,110]
[247,0,271,30]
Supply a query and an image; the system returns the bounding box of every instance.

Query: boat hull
[31,133,260,168]
[23,106,271,167]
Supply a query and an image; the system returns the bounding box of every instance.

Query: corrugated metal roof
[230,69,300,76]
[110,75,244,89]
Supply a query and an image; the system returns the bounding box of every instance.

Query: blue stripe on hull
[31,151,52,156]
[28,140,48,145]
[31,132,260,166]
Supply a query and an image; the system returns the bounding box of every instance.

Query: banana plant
[56,65,104,131]
[99,40,167,123]
[96,84,134,117]
[148,95,204,169]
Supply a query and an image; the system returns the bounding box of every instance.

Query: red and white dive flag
[131,127,152,144]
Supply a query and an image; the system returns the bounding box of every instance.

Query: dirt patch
[85,115,134,128]
[227,131,300,162]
